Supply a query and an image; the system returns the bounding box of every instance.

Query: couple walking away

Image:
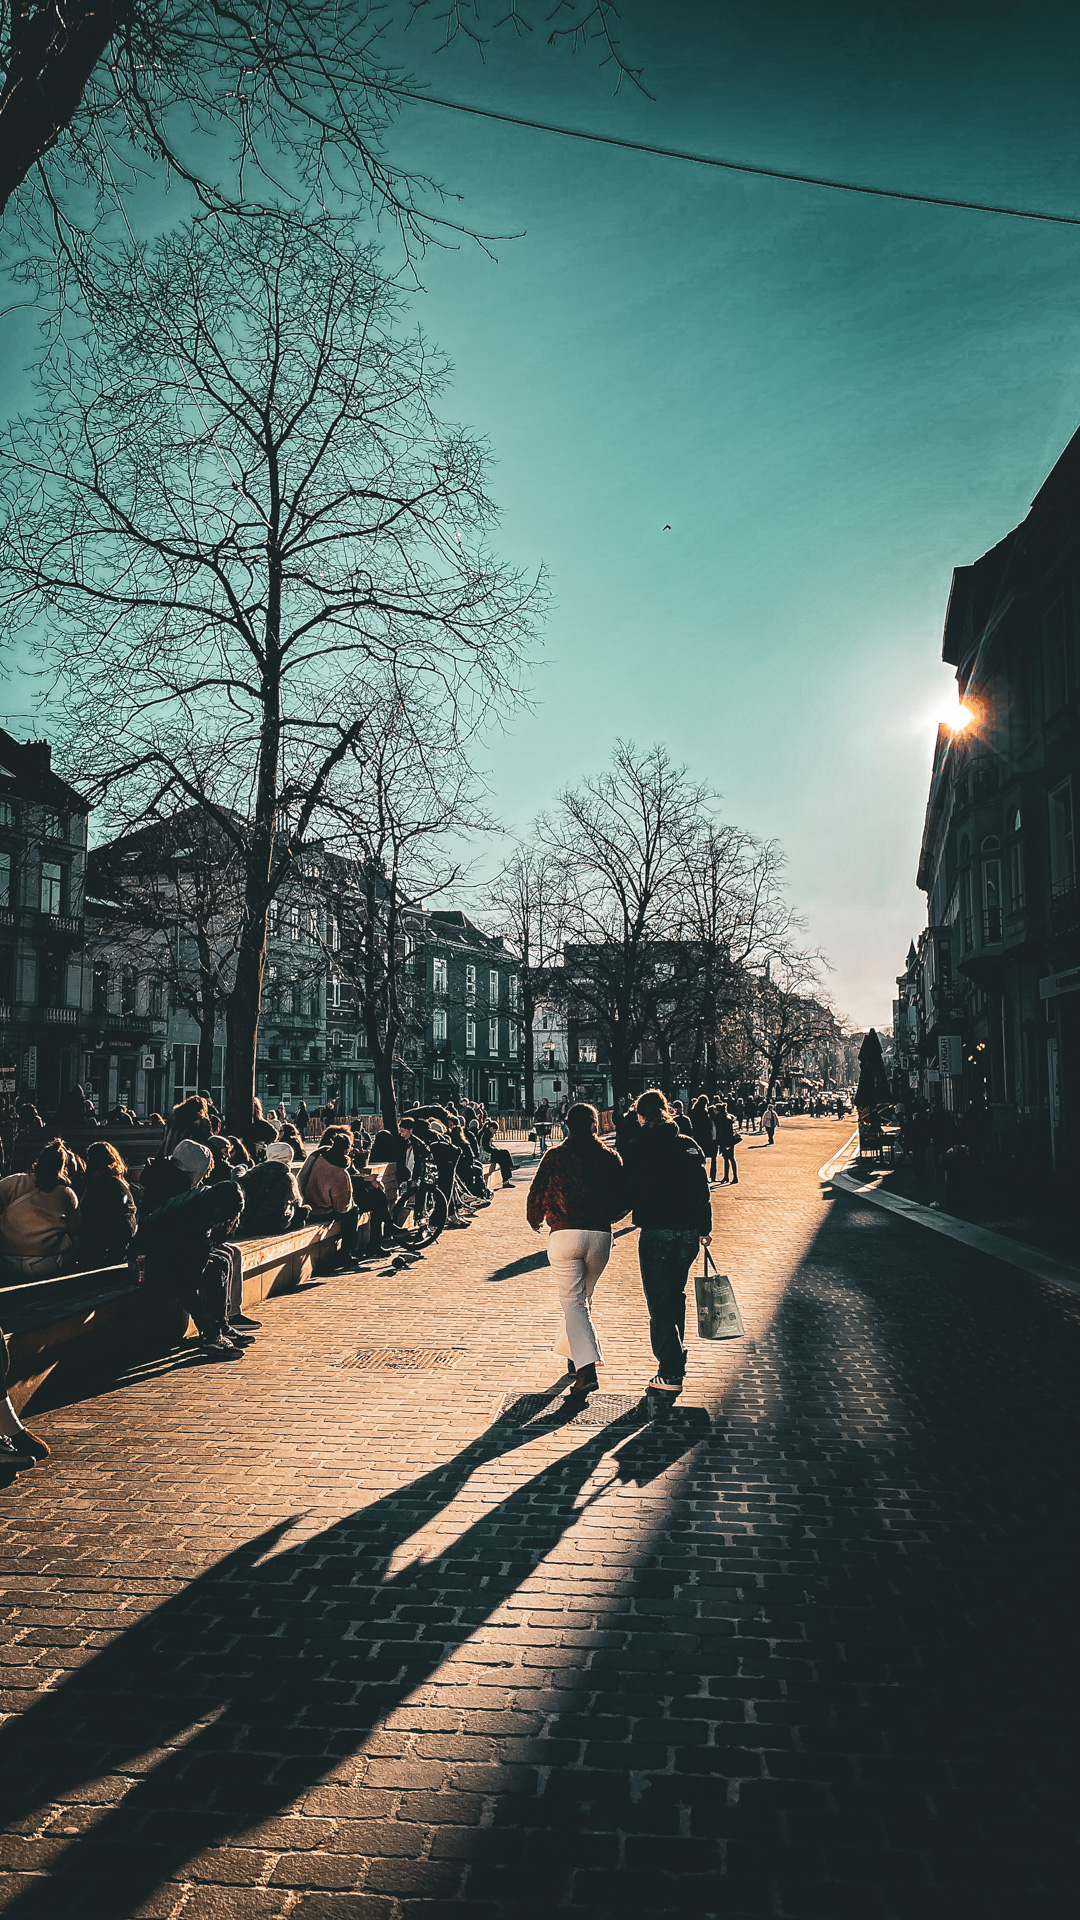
[527,1091,712,1401]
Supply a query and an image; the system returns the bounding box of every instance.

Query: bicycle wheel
[393,1183,448,1248]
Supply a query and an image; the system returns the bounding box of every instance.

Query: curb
[818,1133,1080,1303]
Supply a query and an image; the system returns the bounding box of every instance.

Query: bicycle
[391,1165,449,1248]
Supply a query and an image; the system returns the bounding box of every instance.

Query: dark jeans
[310,1206,359,1262]
[637,1228,700,1384]
[721,1148,738,1182]
[157,1248,229,1341]
[355,1181,394,1246]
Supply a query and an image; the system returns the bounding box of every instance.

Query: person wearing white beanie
[237,1140,309,1241]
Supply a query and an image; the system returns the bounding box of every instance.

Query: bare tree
[749,958,839,1105]
[538,740,709,1108]
[0,1,643,240]
[675,824,803,1094]
[488,844,563,1114]
[0,211,540,1127]
[321,693,488,1130]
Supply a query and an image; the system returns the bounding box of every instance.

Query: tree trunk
[197,1015,217,1099]
[521,983,536,1115]
[0,0,129,216]
[375,1054,397,1133]
[224,927,263,1130]
[195,929,218,1096]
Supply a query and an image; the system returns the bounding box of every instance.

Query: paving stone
[0,1125,1076,1919]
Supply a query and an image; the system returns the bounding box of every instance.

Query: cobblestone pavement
[1,1119,1078,1920]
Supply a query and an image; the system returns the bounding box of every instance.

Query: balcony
[43,1006,79,1025]
[37,911,81,938]
[0,906,13,928]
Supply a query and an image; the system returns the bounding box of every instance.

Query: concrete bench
[0,1216,351,1416]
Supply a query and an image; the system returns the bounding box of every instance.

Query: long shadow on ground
[0,1390,705,1918]
[446,1190,1080,1918]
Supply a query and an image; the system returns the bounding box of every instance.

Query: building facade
[907,426,1080,1184]
[0,731,91,1114]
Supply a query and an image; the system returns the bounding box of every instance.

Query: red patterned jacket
[526,1140,630,1233]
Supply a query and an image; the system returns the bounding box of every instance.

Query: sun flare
[937,696,974,733]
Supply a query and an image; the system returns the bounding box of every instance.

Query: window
[433,1008,447,1044]
[578,1038,597,1064]
[1049,781,1076,889]
[465,1015,476,1055]
[465,964,476,1002]
[488,1018,499,1054]
[431,1057,444,1079]
[92,961,109,1012]
[0,946,13,1007]
[982,857,1002,942]
[508,1023,518,1057]
[37,948,64,1008]
[508,975,520,1010]
[327,915,340,950]
[1043,601,1068,716]
[0,849,9,905]
[120,968,137,1016]
[1008,839,1024,913]
[489,969,500,1004]
[291,981,303,1015]
[433,956,448,994]
[40,860,64,915]
[148,979,165,1018]
[42,809,66,840]
[328,971,341,1009]
[0,799,15,827]
[488,1077,499,1106]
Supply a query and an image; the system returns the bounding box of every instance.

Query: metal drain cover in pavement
[495,1389,647,1429]
[335,1346,464,1371]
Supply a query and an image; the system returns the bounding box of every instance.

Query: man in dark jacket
[238,1142,309,1237]
[622,1088,712,1398]
[132,1181,247,1360]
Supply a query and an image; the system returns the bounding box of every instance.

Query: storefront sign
[937,1035,962,1078]
[1039,968,1080,1000]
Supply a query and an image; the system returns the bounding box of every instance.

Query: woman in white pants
[526,1103,630,1398]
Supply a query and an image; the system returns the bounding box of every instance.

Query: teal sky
[7,2,1080,1027]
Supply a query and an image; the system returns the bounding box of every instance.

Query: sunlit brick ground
[1,1118,1078,1919]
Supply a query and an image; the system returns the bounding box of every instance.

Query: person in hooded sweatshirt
[238,1141,309,1237]
[621,1088,713,1400]
[133,1180,248,1360]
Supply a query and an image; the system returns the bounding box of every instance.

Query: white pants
[547,1228,612,1367]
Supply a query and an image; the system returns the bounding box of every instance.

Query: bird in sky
[663,524,671,531]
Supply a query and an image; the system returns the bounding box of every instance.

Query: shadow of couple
[0,1384,708,1918]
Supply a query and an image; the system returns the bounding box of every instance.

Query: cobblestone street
[1,1117,1078,1919]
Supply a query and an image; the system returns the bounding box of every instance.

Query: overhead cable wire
[383,86,1080,229]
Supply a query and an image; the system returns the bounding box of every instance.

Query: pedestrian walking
[762,1103,779,1145]
[527,1103,630,1398]
[690,1096,718,1182]
[713,1102,740,1184]
[621,1089,712,1399]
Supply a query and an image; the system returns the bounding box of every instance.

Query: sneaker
[199,1335,244,1361]
[646,1374,683,1396]
[0,1434,37,1468]
[15,1428,50,1461]
[224,1328,255,1347]
[229,1313,262,1331]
